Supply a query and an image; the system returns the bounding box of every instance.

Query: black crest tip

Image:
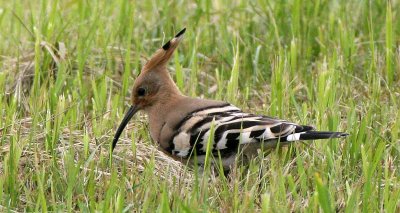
[175,28,186,38]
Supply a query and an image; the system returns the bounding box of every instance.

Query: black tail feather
[279,130,349,142]
[299,131,349,140]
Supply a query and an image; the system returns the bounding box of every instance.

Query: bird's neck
[145,94,183,143]
[145,72,185,143]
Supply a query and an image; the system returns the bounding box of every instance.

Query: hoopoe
[112,28,348,172]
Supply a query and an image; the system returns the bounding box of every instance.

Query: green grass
[0,0,399,212]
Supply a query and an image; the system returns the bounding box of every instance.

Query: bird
[112,28,348,173]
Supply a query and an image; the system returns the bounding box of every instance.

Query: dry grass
[1,0,399,211]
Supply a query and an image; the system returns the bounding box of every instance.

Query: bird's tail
[282,130,349,142]
[254,128,348,150]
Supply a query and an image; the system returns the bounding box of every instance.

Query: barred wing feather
[170,104,347,158]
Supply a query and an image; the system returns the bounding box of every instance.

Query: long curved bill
[112,105,139,152]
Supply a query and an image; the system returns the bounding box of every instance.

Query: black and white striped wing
[170,104,314,158]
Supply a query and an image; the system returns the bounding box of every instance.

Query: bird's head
[112,28,186,152]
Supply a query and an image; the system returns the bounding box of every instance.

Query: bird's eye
[137,87,146,97]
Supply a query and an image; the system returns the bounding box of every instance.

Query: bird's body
[112,28,348,172]
[146,96,227,152]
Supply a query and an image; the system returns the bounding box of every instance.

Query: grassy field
[0,0,399,212]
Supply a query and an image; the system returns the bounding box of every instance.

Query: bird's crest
[142,28,186,72]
